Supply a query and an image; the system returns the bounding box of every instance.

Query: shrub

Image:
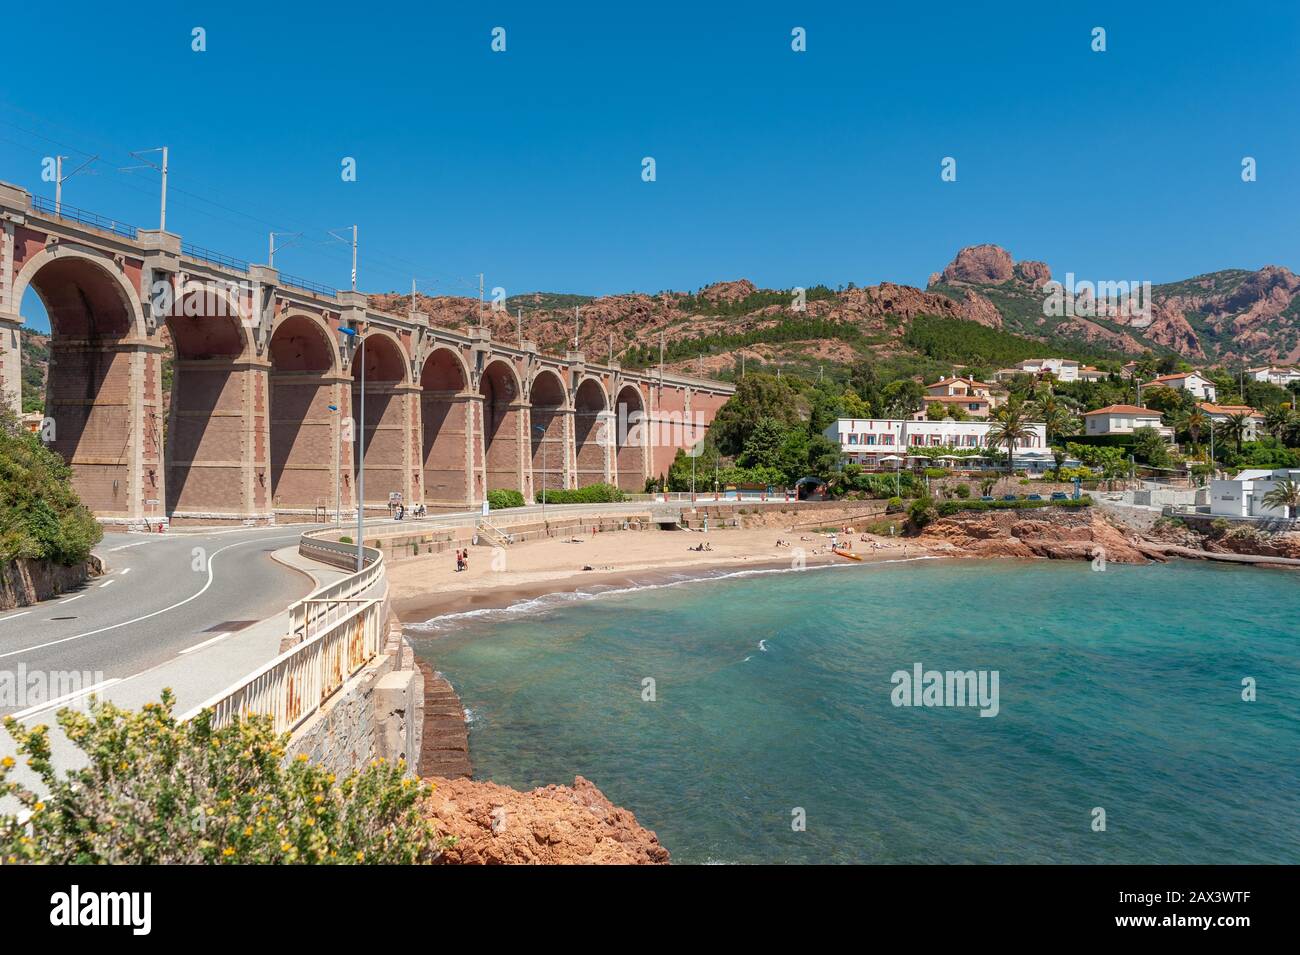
[907,496,937,529]
[534,483,625,504]
[954,484,971,498]
[0,413,102,565]
[885,496,904,513]
[0,691,450,864]
[487,489,526,509]
[923,467,947,480]
[338,535,353,544]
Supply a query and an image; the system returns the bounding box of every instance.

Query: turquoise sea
[408,559,1300,864]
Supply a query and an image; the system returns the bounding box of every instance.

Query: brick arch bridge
[0,182,733,525]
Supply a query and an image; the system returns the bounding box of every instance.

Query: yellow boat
[832,548,863,562]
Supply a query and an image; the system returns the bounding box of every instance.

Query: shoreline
[394,542,935,628]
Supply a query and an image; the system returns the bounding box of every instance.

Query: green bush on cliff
[936,496,1094,517]
[486,489,526,509]
[0,411,102,566]
[0,691,449,865]
[535,482,626,504]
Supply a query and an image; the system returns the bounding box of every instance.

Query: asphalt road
[0,523,325,713]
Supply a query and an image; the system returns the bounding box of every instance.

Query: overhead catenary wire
[0,110,487,297]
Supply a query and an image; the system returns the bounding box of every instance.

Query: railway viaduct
[0,181,733,526]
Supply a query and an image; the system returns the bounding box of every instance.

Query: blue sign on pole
[1073,477,1081,499]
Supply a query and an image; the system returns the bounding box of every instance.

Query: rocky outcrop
[940,244,1015,284]
[697,279,756,304]
[1015,260,1052,288]
[918,507,1150,564]
[959,289,1003,328]
[426,775,670,864]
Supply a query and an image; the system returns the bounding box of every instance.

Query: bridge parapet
[0,178,734,524]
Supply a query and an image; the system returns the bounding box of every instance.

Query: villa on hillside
[1247,365,1300,387]
[1198,402,1266,442]
[824,417,1058,473]
[1210,468,1300,519]
[1147,371,1217,401]
[992,358,1108,383]
[1082,404,1174,440]
[918,376,999,419]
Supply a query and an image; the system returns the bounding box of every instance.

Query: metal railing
[31,195,138,240]
[182,530,387,733]
[280,272,338,296]
[182,242,250,273]
[288,537,385,641]
[184,597,383,734]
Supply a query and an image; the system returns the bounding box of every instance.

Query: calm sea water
[408,559,1300,864]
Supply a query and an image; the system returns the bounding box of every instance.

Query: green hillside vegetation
[505,292,597,313]
[0,410,102,565]
[675,284,838,317]
[1150,270,1252,300]
[622,315,879,370]
[20,330,48,414]
[904,313,1123,368]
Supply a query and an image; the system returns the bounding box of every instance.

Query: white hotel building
[824,418,1050,471]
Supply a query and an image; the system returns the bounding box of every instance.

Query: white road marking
[0,611,32,623]
[11,678,123,720]
[59,594,85,605]
[0,532,300,661]
[119,567,131,575]
[99,579,114,588]
[179,632,231,655]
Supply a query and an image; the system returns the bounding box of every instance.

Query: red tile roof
[1083,404,1162,416]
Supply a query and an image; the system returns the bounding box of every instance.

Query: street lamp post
[339,326,365,570]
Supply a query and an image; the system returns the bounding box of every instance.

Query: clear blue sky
[4,1,1297,333]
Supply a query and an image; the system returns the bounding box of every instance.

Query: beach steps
[417,658,472,779]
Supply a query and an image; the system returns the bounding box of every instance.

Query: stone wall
[0,554,104,610]
[284,614,425,776]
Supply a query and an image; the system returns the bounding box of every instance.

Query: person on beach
[455,549,464,572]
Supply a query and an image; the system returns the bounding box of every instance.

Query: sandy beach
[391,524,926,625]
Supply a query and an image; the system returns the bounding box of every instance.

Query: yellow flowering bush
[0,690,450,864]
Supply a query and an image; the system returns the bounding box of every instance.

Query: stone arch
[479,357,526,494]
[573,376,610,487]
[419,346,472,507]
[529,368,567,495]
[269,312,343,515]
[352,329,410,511]
[614,383,647,492]
[163,282,260,517]
[12,246,146,341]
[15,248,152,517]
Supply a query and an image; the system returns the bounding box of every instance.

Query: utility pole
[410,278,417,317]
[573,306,580,350]
[53,154,98,216]
[659,332,665,385]
[477,273,485,326]
[608,332,614,364]
[517,308,523,347]
[326,226,358,290]
[268,232,300,267]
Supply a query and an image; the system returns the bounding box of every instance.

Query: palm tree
[1264,405,1295,440]
[1214,412,1249,455]
[1176,406,1209,457]
[1261,479,1300,520]
[1032,394,1080,443]
[985,397,1035,475]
